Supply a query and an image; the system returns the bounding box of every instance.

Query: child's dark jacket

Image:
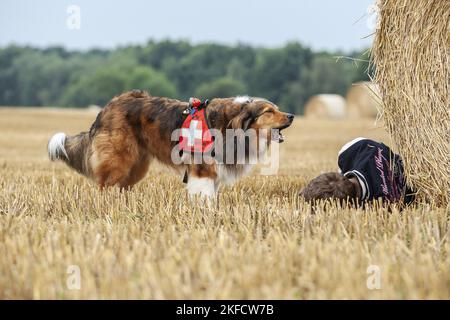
[338,138,414,204]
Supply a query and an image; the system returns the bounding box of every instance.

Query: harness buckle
[182,98,209,116]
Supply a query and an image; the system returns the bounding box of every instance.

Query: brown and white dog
[48,90,294,196]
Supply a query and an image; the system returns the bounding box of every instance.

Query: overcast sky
[0,0,375,51]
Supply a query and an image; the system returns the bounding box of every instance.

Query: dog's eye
[265,109,274,114]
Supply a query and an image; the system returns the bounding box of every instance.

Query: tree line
[0,40,370,114]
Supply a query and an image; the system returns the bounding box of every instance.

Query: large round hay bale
[87,104,102,113]
[304,94,346,119]
[346,82,381,118]
[372,0,450,205]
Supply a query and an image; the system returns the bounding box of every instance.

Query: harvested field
[0,108,448,299]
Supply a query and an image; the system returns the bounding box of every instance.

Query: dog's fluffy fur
[48,90,293,195]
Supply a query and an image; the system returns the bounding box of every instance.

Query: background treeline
[0,40,370,114]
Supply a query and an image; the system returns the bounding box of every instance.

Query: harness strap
[183,170,188,184]
[180,97,212,184]
[183,98,209,116]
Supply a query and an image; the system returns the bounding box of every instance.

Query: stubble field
[0,107,448,299]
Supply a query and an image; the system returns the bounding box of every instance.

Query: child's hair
[299,172,358,205]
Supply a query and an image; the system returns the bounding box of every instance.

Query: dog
[48,90,294,196]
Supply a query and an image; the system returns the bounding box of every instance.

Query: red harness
[179,98,214,153]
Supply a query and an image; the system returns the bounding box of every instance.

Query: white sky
[0,0,376,51]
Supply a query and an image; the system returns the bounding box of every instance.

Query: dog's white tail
[48,132,68,161]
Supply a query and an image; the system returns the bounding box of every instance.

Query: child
[299,137,415,205]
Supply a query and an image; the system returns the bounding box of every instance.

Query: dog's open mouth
[272,124,291,143]
[273,130,285,143]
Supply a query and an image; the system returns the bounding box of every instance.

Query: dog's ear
[229,107,254,131]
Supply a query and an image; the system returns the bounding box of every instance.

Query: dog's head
[224,96,294,143]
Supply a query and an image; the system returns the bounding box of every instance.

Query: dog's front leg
[186,164,218,198]
[186,176,216,197]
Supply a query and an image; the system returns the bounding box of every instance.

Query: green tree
[195,77,247,99]
[12,51,72,106]
[0,42,371,110]
[60,68,127,107]
[0,46,25,105]
[350,49,372,83]
[126,66,177,97]
[138,39,192,69]
[279,81,309,115]
[250,42,313,104]
[60,65,177,107]
[164,44,238,98]
[306,55,354,95]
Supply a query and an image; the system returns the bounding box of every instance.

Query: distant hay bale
[346,82,381,118]
[372,0,450,205]
[304,94,346,119]
[87,104,102,113]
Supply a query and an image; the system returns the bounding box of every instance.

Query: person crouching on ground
[299,137,415,206]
